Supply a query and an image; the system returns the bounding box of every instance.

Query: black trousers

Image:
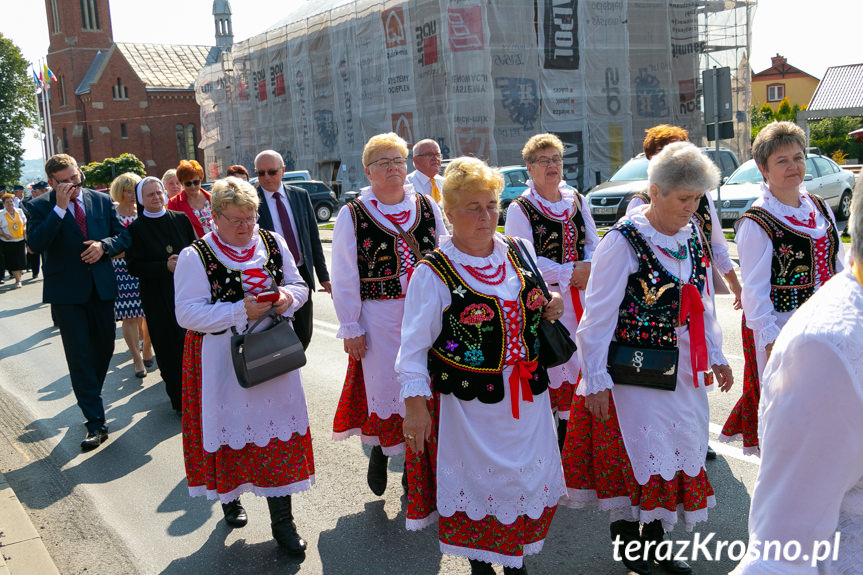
[27,251,41,276]
[52,294,116,432]
[293,264,314,350]
[139,284,184,411]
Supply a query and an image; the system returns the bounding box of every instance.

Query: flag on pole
[45,65,58,83]
[32,68,41,87]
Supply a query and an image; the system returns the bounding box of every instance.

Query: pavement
[0,471,59,575]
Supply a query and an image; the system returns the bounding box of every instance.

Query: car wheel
[315,203,333,222]
[837,190,852,221]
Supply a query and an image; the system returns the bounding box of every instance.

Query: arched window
[175,124,186,162]
[80,0,100,30]
[185,124,197,161]
[50,0,61,33]
[112,78,128,100]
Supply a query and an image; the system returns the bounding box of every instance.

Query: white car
[712,154,855,226]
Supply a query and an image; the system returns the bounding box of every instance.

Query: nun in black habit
[126,176,197,411]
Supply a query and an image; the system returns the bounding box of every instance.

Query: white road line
[709,422,761,465]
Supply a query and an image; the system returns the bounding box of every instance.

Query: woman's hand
[541,292,564,321]
[571,261,591,290]
[403,396,432,454]
[273,290,294,316]
[244,295,272,321]
[344,334,367,361]
[711,364,734,392]
[585,389,610,420]
[724,269,742,310]
[166,254,179,273]
[765,342,774,362]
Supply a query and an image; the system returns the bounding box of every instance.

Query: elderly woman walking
[562,142,733,575]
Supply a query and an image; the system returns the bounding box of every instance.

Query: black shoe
[706,445,717,460]
[401,458,408,492]
[469,559,496,575]
[143,357,155,368]
[267,496,307,555]
[221,499,247,527]
[367,445,388,496]
[81,428,108,451]
[503,565,528,575]
[557,417,568,453]
[610,520,652,575]
[642,520,692,574]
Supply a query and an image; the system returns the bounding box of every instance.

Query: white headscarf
[136,177,167,218]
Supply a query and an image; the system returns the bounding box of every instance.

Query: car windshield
[725,160,764,185]
[609,158,648,182]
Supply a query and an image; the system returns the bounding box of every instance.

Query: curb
[0,472,60,575]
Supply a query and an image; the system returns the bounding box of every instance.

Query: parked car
[289,180,339,222]
[249,169,312,187]
[711,154,856,226]
[496,165,531,223]
[585,148,740,226]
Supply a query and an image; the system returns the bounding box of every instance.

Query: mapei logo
[383,7,407,49]
[392,112,414,145]
[494,77,538,130]
[454,127,489,158]
[447,7,483,52]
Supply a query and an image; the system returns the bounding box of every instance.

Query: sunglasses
[256,169,281,177]
[183,179,201,187]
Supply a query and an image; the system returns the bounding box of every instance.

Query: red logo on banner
[423,36,438,66]
[238,80,248,101]
[455,127,489,158]
[447,7,484,52]
[257,80,267,101]
[275,74,286,97]
[383,7,407,48]
[392,112,414,145]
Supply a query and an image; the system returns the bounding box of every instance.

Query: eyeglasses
[219,213,259,227]
[414,152,442,160]
[368,157,408,169]
[532,157,563,167]
[183,179,201,187]
[255,169,282,177]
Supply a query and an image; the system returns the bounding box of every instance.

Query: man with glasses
[26,154,130,451]
[406,139,445,204]
[253,150,331,349]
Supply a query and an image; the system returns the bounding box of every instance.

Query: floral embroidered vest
[613,221,708,349]
[739,194,839,313]
[420,242,547,404]
[634,191,714,257]
[512,195,586,264]
[348,194,437,300]
[190,229,283,304]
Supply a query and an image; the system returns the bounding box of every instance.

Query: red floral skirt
[719,316,760,454]
[332,357,405,454]
[562,392,714,528]
[548,379,575,419]
[182,332,315,502]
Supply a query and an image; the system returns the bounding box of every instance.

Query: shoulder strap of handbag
[512,237,553,302]
[389,218,424,262]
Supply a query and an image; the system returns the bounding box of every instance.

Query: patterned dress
[112,212,145,320]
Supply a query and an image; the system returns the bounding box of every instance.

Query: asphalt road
[0,244,760,575]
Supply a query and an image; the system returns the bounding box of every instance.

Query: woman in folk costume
[397,157,567,575]
[562,143,734,575]
[720,121,845,455]
[331,132,446,495]
[504,133,598,448]
[174,177,314,554]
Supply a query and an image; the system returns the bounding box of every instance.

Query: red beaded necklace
[534,191,569,220]
[211,232,256,263]
[371,199,410,226]
[462,263,506,285]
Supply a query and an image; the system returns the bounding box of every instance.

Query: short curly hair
[210,177,260,216]
[109,172,142,203]
[643,125,689,159]
[362,132,409,167]
[648,142,720,195]
[751,121,806,169]
[522,133,564,164]
[176,160,204,184]
[441,157,504,213]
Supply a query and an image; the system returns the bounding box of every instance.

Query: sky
[4,0,862,161]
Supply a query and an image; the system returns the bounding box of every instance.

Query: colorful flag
[45,65,58,83]
[32,68,41,86]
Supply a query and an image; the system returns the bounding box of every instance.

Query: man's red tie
[273,192,301,264]
[73,197,88,237]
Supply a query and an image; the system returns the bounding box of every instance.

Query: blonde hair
[522,133,564,164]
[109,172,142,203]
[210,177,260,215]
[441,157,504,213]
[161,169,177,186]
[362,132,409,167]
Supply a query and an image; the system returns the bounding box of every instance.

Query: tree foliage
[80,153,147,186]
[0,34,38,187]
[808,117,863,162]
[750,98,802,142]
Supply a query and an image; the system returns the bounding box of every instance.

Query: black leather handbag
[607,341,678,391]
[511,238,577,368]
[230,309,307,388]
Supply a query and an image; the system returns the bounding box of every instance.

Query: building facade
[751,54,819,111]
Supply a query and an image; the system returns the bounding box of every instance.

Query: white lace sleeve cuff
[755,323,781,350]
[336,322,365,339]
[576,371,615,396]
[556,262,575,288]
[232,300,249,329]
[709,349,729,368]
[400,376,432,400]
[713,252,736,275]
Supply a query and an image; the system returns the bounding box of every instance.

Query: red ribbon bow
[678,283,708,387]
[507,360,538,419]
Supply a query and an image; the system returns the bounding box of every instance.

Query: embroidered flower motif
[445,340,458,351]
[779,245,792,256]
[464,349,485,366]
[459,303,495,325]
[486,383,494,391]
[363,239,371,248]
[452,285,467,298]
[441,373,449,380]
[526,288,545,310]
[536,224,547,236]
[461,380,469,388]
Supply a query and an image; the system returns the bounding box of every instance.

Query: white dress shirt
[261,184,304,267]
[406,170,444,201]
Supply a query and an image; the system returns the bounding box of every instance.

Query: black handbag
[230,309,307,388]
[607,341,678,391]
[511,238,577,368]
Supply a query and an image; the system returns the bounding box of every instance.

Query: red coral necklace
[212,233,256,263]
[462,263,506,285]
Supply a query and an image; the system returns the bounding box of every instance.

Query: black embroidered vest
[632,191,714,257]
[348,194,437,300]
[512,195,586,264]
[739,194,839,313]
[190,229,284,304]
[420,241,547,404]
[613,221,708,349]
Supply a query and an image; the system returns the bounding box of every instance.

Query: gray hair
[161,169,177,185]
[752,121,806,169]
[647,141,720,195]
[254,150,284,168]
[851,176,863,265]
[412,139,439,155]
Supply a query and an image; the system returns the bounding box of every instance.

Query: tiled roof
[808,63,863,111]
[115,43,221,90]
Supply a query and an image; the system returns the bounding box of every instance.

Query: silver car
[711,154,856,226]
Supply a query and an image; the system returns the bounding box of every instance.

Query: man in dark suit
[27,154,130,451]
[253,150,330,349]
[21,181,50,278]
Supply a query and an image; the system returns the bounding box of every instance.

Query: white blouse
[0,208,26,242]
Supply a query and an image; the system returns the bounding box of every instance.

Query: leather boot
[503,565,528,575]
[266,495,307,555]
[642,520,692,574]
[367,445,388,496]
[221,498,247,527]
[557,418,568,453]
[609,520,652,575]
[468,559,495,575]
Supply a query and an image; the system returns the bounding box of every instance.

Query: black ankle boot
[557,417,568,452]
[221,498,247,527]
[266,495,307,555]
[609,520,652,575]
[401,457,408,492]
[642,520,692,574]
[367,445,388,496]
[468,559,495,575]
[503,565,528,575]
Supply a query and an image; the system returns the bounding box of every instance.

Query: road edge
[0,470,60,575]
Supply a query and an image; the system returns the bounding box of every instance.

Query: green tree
[0,35,38,186]
[81,153,147,186]
[809,117,863,161]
